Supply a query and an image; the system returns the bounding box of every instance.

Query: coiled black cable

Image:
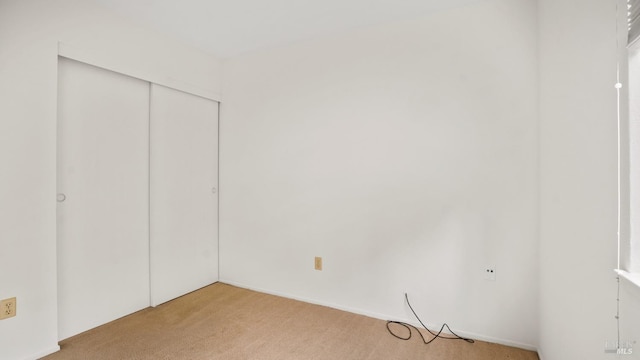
[386,293,475,345]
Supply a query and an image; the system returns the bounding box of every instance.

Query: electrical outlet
[315,257,322,271]
[484,268,496,281]
[0,297,16,320]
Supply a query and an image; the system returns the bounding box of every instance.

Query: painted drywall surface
[0,1,221,359]
[538,0,640,359]
[220,0,539,348]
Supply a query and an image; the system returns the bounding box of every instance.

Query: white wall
[626,37,640,360]
[220,0,539,348]
[0,1,221,359]
[629,45,640,274]
[6,0,637,358]
[538,0,640,359]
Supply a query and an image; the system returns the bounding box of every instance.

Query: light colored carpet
[41,283,539,360]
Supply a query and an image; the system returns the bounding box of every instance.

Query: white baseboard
[537,349,545,360]
[220,280,538,352]
[21,344,60,360]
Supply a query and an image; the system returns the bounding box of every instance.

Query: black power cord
[386,293,475,345]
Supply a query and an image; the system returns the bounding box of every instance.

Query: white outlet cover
[484,268,496,281]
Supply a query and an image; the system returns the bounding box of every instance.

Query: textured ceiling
[92,0,484,58]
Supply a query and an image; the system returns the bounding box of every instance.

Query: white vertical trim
[217,102,221,280]
[148,82,154,307]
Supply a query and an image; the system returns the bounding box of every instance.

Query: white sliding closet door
[57,58,150,340]
[150,84,219,306]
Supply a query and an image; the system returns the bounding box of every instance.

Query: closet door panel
[150,84,219,306]
[57,58,150,340]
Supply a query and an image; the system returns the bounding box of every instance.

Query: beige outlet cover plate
[0,297,16,320]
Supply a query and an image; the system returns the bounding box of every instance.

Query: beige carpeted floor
[41,283,539,360]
